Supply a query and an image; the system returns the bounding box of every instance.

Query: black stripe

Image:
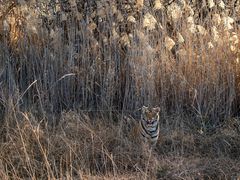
[141,131,146,138]
[151,134,159,139]
[140,121,152,136]
[147,123,159,134]
[148,124,158,134]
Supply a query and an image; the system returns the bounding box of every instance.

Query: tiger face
[141,106,160,124]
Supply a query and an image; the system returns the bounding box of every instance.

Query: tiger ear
[153,107,160,113]
[142,106,148,113]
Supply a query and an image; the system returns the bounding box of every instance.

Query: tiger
[125,106,160,148]
[139,106,160,147]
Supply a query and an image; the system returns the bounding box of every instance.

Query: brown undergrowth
[0,110,239,179]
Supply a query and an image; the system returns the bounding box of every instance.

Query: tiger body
[139,106,160,146]
[125,106,160,147]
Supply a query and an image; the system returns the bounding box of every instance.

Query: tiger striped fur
[140,106,160,146]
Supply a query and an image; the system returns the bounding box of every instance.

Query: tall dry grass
[0,0,240,179]
[1,1,240,124]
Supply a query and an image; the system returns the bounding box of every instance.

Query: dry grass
[0,1,240,179]
[0,110,238,179]
[0,110,155,179]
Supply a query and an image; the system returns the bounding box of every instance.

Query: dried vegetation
[0,0,240,179]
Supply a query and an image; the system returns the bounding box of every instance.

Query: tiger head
[141,106,160,124]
